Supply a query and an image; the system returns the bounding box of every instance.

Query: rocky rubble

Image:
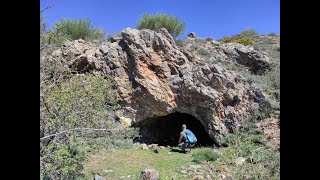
[184,33,271,74]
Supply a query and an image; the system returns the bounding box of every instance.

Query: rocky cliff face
[48,28,271,143]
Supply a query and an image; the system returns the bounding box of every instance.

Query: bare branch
[40,43,49,51]
[40,4,54,14]
[40,128,120,140]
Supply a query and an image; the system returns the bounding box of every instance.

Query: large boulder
[49,28,271,144]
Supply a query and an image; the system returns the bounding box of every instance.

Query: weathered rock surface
[48,27,271,144]
[221,43,271,74]
[182,37,271,74]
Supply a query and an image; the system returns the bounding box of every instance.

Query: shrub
[53,18,105,41]
[251,108,272,121]
[234,37,254,46]
[189,44,200,52]
[220,36,253,46]
[205,37,213,41]
[175,39,188,47]
[237,29,259,38]
[137,13,186,38]
[40,72,140,179]
[220,29,259,46]
[217,122,279,179]
[267,32,278,36]
[192,149,219,163]
[40,140,86,180]
[197,47,210,56]
[44,74,117,131]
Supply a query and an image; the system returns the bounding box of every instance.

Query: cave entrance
[134,112,215,147]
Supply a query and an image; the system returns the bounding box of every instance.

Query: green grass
[192,149,219,163]
[81,121,279,179]
[82,147,213,179]
[78,120,280,180]
[213,123,280,179]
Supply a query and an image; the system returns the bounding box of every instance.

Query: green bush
[40,72,140,179]
[237,29,259,38]
[192,149,219,163]
[220,36,253,46]
[53,18,105,41]
[175,39,188,47]
[40,17,104,51]
[44,74,117,131]
[220,29,259,46]
[197,47,210,56]
[40,140,86,180]
[205,37,213,41]
[217,122,279,179]
[267,32,278,36]
[251,108,272,121]
[137,13,186,38]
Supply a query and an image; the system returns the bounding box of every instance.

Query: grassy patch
[80,121,279,180]
[192,148,219,163]
[82,147,214,179]
[215,122,280,179]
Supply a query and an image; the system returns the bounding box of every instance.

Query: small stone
[140,143,149,150]
[219,174,226,180]
[234,157,246,166]
[219,165,229,172]
[180,169,188,174]
[102,169,113,173]
[191,175,205,180]
[94,174,104,180]
[168,152,172,155]
[189,165,202,169]
[195,171,204,175]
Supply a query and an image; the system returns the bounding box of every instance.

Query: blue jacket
[182,129,197,143]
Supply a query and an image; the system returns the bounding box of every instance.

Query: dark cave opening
[134,112,215,147]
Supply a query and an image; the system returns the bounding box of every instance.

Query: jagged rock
[140,168,159,180]
[222,43,271,74]
[44,28,271,144]
[187,32,197,38]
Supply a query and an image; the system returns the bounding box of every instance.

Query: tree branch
[40,128,120,140]
[40,4,54,14]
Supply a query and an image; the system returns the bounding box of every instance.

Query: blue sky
[40,0,280,39]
